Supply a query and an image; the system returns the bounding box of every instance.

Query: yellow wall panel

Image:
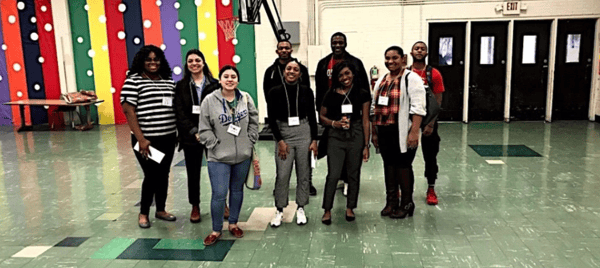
[87,0,115,124]
[197,1,219,76]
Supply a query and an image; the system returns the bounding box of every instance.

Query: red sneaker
[426,188,438,205]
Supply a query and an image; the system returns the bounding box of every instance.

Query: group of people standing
[121,46,258,246]
[120,31,445,247]
[264,33,445,226]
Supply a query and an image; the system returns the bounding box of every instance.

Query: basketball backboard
[239,0,261,24]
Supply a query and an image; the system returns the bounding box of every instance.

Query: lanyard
[225,97,238,126]
[341,86,353,105]
[143,73,167,98]
[189,76,206,106]
[282,82,300,118]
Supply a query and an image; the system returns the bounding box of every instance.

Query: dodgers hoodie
[198,88,259,165]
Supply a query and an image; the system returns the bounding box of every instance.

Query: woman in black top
[174,49,219,223]
[267,60,318,227]
[121,45,177,228]
[319,62,371,224]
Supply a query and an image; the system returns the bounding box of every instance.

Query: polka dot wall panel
[0,0,257,126]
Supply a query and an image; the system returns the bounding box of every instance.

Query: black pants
[377,125,417,206]
[182,144,204,205]
[322,123,363,210]
[132,133,176,215]
[421,121,440,185]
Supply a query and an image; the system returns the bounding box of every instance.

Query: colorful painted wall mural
[0,0,257,126]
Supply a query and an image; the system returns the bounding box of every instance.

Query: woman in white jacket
[370,46,426,219]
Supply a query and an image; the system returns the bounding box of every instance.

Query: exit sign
[503,1,521,15]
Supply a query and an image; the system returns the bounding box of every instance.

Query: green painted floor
[0,121,599,267]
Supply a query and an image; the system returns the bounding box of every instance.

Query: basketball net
[218,17,239,42]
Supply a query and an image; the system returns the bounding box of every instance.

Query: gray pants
[274,120,312,209]
[322,121,364,210]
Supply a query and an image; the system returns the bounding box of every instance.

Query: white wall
[254,0,600,121]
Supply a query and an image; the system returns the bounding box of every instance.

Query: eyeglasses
[145,58,160,62]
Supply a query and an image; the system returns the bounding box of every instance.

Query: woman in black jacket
[174,49,219,223]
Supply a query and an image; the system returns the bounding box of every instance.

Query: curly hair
[330,61,357,91]
[183,49,214,81]
[128,45,172,79]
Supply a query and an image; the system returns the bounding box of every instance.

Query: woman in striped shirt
[121,45,178,229]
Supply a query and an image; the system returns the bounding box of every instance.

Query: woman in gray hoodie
[198,65,259,246]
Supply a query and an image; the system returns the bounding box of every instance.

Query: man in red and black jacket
[315,32,369,112]
[409,41,445,206]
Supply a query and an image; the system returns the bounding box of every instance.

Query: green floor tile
[469,145,542,157]
[222,250,255,262]
[0,258,31,268]
[133,260,167,268]
[78,258,112,268]
[161,260,194,268]
[153,239,205,250]
[1,122,600,267]
[117,239,234,261]
[91,238,136,259]
[55,237,90,247]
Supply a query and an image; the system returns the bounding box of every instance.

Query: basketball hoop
[218,17,239,42]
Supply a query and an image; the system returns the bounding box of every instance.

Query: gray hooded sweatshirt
[198,89,259,165]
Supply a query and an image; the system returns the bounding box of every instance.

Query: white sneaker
[343,183,348,197]
[270,210,283,228]
[296,208,307,225]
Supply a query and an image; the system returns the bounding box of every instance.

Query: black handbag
[404,70,440,127]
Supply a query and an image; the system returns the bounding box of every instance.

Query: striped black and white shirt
[121,73,177,137]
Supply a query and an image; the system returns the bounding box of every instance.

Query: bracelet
[332,120,336,128]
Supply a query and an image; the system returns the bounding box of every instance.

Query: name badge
[288,116,300,126]
[227,124,241,136]
[192,105,200,114]
[162,97,173,107]
[341,104,353,114]
[378,96,389,106]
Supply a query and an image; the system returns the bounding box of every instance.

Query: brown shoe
[380,205,394,216]
[224,205,230,219]
[138,214,151,229]
[190,205,201,223]
[229,227,244,238]
[203,232,222,246]
[155,211,177,221]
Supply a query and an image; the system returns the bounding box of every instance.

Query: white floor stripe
[12,246,52,258]
[222,201,299,231]
[95,212,123,221]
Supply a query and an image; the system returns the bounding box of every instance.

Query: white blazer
[370,70,426,153]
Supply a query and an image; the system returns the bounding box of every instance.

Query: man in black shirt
[263,41,310,98]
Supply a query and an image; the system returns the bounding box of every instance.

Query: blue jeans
[207,158,252,232]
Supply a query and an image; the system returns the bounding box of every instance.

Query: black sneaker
[309,184,317,196]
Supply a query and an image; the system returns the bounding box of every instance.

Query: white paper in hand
[134,142,165,164]
[311,152,316,169]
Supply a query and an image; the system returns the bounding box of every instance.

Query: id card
[133,142,165,164]
[341,104,353,114]
[192,105,200,114]
[162,97,173,107]
[227,124,241,136]
[378,96,389,106]
[288,116,300,126]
